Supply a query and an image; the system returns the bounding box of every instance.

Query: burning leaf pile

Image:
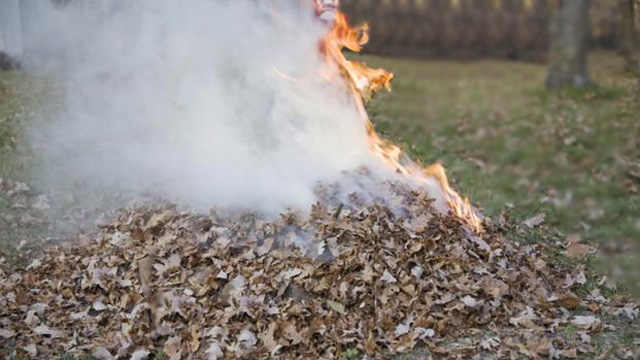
[1,5,637,360]
[1,179,637,359]
[320,11,482,233]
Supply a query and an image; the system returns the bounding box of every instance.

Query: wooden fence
[340,0,620,60]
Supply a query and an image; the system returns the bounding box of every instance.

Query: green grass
[2,54,637,250]
[0,71,58,254]
[357,52,640,297]
[1,53,639,284]
[0,52,638,358]
[0,71,32,180]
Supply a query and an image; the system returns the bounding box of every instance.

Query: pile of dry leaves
[0,180,637,359]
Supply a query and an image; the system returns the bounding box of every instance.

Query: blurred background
[340,0,640,297]
[0,0,639,296]
[342,0,619,61]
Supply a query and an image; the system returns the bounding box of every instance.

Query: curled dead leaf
[522,213,545,229]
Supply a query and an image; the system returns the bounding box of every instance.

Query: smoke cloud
[25,0,387,215]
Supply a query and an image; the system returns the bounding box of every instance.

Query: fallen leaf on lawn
[0,174,633,359]
[411,265,423,279]
[461,295,482,308]
[92,301,108,311]
[138,255,155,290]
[364,331,378,354]
[566,234,581,245]
[435,293,455,305]
[572,315,600,329]
[164,336,183,360]
[205,342,224,360]
[237,329,257,348]
[480,337,501,350]
[565,244,594,259]
[327,300,346,315]
[154,254,182,277]
[22,344,37,357]
[0,328,15,339]
[130,349,150,360]
[279,268,303,280]
[283,322,305,345]
[470,236,491,253]
[258,323,281,355]
[413,327,434,340]
[26,259,41,270]
[380,269,397,283]
[33,325,63,338]
[509,307,537,328]
[92,347,114,360]
[522,213,545,229]
[616,305,638,320]
[190,329,201,352]
[394,315,414,337]
[562,348,577,358]
[145,210,174,230]
[558,294,580,309]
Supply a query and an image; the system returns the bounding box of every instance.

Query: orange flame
[322,13,483,233]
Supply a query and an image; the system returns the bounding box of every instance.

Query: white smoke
[25,0,389,215]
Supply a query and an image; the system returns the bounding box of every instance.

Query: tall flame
[322,13,483,233]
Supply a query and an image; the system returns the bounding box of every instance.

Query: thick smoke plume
[26,0,388,214]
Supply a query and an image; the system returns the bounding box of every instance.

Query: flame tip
[322,10,483,233]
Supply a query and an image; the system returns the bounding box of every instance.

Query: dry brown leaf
[572,315,601,329]
[22,344,37,357]
[565,243,594,259]
[92,347,114,360]
[522,213,545,228]
[562,348,578,358]
[258,322,281,355]
[130,349,150,360]
[164,336,183,360]
[205,343,224,360]
[558,294,580,309]
[0,328,15,339]
[33,325,63,338]
[380,269,397,283]
[1,179,627,359]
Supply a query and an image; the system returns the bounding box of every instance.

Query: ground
[0,52,638,359]
[358,52,640,297]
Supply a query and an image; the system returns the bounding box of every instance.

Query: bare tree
[619,0,639,73]
[546,0,593,89]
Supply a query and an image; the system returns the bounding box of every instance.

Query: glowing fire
[322,12,483,232]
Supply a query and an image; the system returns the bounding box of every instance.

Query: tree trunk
[619,0,637,69]
[618,0,640,92]
[546,0,592,89]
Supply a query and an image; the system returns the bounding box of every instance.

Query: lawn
[0,71,55,260]
[0,52,638,358]
[1,52,639,285]
[358,52,640,297]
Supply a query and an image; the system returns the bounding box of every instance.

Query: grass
[0,52,638,358]
[2,54,637,253]
[0,71,31,180]
[0,71,63,260]
[357,51,640,297]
